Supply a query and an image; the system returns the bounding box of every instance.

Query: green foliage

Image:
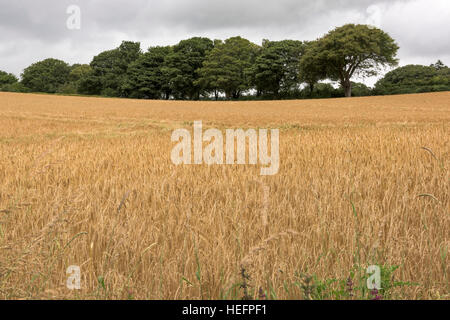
[80,41,142,96]
[162,37,214,100]
[299,41,328,96]
[0,82,30,93]
[56,82,78,95]
[0,70,18,87]
[350,82,372,96]
[301,24,399,97]
[311,83,338,98]
[430,60,446,70]
[197,36,260,99]
[0,70,25,93]
[229,262,416,300]
[69,64,92,83]
[21,58,71,93]
[297,82,371,99]
[57,64,93,94]
[12,24,447,101]
[123,46,172,99]
[77,70,101,96]
[251,40,305,98]
[374,62,450,95]
[332,82,372,97]
[293,263,417,300]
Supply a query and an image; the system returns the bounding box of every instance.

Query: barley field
[0,91,448,300]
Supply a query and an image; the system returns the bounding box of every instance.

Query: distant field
[0,92,448,300]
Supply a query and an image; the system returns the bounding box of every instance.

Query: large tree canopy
[79,41,142,96]
[55,64,93,94]
[69,64,92,83]
[0,70,18,86]
[251,40,305,98]
[15,24,450,100]
[197,37,260,99]
[301,24,399,97]
[298,41,327,96]
[123,46,172,99]
[375,63,450,95]
[162,37,214,100]
[21,58,71,93]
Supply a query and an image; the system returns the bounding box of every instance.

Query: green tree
[0,82,30,93]
[197,36,260,99]
[0,71,29,93]
[374,64,450,95]
[123,46,172,99]
[0,70,18,87]
[195,40,223,100]
[301,24,399,97]
[162,37,214,100]
[21,58,71,93]
[69,64,92,83]
[80,41,142,97]
[430,60,447,70]
[334,81,372,97]
[251,39,305,98]
[350,82,372,96]
[57,64,92,94]
[299,41,328,96]
[77,70,101,95]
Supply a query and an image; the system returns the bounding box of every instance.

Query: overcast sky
[1,0,449,86]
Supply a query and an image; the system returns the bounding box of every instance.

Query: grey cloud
[0,0,448,85]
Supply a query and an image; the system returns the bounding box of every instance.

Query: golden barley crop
[0,91,448,300]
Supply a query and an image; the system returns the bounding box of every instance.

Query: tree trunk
[309,83,314,97]
[343,81,352,97]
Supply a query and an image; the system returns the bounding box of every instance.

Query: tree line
[1,24,449,100]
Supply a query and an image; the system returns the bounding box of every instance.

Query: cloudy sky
[0,0,449,86]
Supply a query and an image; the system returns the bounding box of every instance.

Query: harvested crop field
[0,91,448,300]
